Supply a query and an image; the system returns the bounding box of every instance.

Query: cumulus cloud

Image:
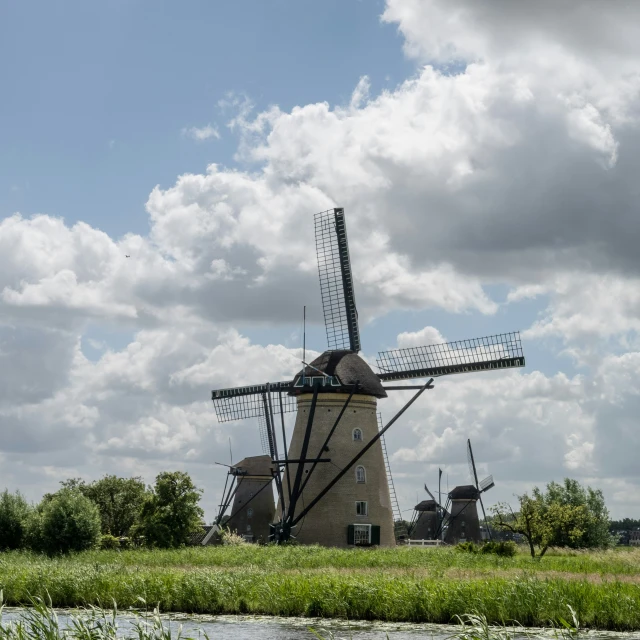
[2,0,640,519]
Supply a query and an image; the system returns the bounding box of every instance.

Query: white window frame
[352,428,363,441]
[353,524,372,545]
[355,500,368,516]
[355,465,366,483]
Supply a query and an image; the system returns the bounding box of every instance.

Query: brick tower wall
[444,499,481,544]
[282,393,395,547]
[413,510,438,540]
[227,477,275,543]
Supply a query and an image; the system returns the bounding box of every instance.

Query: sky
[1,0,640,522]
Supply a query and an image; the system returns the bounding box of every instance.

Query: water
[2,609,637,639]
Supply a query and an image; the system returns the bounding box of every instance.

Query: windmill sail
[211,383,297,422]
[376,332,524,381]
[314,208,361,352]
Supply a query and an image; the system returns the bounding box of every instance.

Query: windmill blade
[376,332,525,381]
[478,493,492,541]
[424,483,438,504]
[479,475,495,493]
[211,381,296,422]
[467,439,480,490]
[314,208,361,352]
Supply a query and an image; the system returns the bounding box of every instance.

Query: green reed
[0,547,639,630]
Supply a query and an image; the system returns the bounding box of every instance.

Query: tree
[136,471,203,548]
[0,490,32,550]
[45,476,148,537]
[543,479,611,548]
[492,477,612,558]
[39,489,102,553]
[82,475,148,537]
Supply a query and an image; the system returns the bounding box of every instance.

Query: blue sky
[1,0,411,238]
[2,0,639,520]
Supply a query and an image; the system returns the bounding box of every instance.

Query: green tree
[137,471,203,548]
[39,489,102,553]
[543,478,611,548]
[493,477,612,558]
[0,490,32,550]
[82,475,148,537]
[493,494,588,558]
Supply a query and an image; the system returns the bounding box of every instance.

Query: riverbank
[1,547,639,630]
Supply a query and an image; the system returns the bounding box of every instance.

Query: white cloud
[181,124,221,141]
[3,0,640,520]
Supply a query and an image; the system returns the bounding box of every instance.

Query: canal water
[2,609,637,639]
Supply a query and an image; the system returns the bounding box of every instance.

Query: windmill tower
[444,485,482,544]
[412,499,438,540]
[441,440,495,544]
[211,207,525,547]
[213,455,276,543]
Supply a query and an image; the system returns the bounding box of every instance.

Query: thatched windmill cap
[449,485,480,500]
[290,350,387,398]
[232,455,274,478]
[414,499,437,511]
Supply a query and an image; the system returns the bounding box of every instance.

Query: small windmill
[467,438,495,541]
[408,481,448,540]
[211,208,525,547]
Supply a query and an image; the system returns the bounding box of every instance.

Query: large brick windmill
[211,208,525,547]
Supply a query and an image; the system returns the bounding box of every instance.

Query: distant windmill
[211,208,525,547]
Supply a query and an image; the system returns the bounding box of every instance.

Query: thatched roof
[290,350,387,399]
[449,485,480,500]
[232,455,274,478]
[414,499,437,512]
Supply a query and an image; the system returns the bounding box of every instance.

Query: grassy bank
[0,547,639,630]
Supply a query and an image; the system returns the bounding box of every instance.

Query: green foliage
[100,534,121,550]
[0,547,640,629]
[137,471,203,548]
[480,541,517,557]
[37,489,102,554]
[0,490,31,550]
[82,475,148,537]
[492,478,612,558]
[455,541,479,554]
[0,593,205,640]
[610,517,640,532]
[543,479,612,549]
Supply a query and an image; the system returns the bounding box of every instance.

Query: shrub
[40,489,102,553]
[100,534,121,550]
[481,540,517,557]
[220,528,246,546]
[0,490,31,550]
[455,541,479,553]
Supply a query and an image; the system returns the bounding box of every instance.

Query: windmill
[467,438,495,541]
[214,455,276,543]
[211,207,525,547]
[407,481,448,540]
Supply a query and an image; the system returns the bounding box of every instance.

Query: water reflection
[2,609,637,639]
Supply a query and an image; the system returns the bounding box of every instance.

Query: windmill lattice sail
[376,332,524,381]
[314,208,360,353]
[211,385,297,422]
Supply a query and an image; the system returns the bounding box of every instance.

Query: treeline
[0,471,203,553]
[610,518,640,532]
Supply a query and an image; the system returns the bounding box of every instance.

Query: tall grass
[0,547,639,630]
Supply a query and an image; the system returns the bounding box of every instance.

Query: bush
[39,490,102,553]
[455,541,479,553]
[481,540,517,557]
[0,490,31,550]
[100,534,121,550]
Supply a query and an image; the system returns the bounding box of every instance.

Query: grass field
[0,546,639,630]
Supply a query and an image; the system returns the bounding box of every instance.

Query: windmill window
[355,501,368,516]
[353,524,371,545]
[247,508,254,518]
[352,428,362,441]
[355,466,366,483]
